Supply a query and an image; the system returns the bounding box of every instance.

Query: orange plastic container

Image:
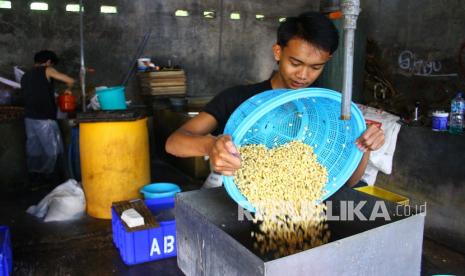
[58,93,76,112]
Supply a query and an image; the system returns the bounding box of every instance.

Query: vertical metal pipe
[340,0,360,120]
[79,0,86,112]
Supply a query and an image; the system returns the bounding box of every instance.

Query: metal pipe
[121,30,152,87]
[79,0,86,112]
[340,0,360,120]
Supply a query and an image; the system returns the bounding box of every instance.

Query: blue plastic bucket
[68,126,81,181]
[140,183,181,199]
[0,226,12,276]
[96,86,127,110]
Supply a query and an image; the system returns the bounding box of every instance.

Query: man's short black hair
[34,50,59,65]
[277,11,339,54]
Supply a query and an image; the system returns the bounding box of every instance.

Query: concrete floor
[1,159,464,275]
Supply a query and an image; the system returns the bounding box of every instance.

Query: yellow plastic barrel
[79,117,150,219]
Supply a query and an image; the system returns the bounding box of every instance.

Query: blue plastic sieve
[223,88,366,212]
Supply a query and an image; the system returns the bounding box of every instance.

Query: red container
[58,93,76,112]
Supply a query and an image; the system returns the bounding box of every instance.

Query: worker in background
[166,12,384,187]
[21,50,75,186]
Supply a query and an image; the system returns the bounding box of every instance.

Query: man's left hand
[355,124,385,152]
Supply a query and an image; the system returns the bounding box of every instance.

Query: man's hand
[208,135,241,176]
[355,124,385,152]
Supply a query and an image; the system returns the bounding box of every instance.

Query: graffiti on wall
[398,50,457,77]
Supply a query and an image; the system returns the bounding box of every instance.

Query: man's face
[272,38,332,89]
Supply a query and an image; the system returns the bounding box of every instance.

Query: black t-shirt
[203,79,272,135]
[21,66,57,120]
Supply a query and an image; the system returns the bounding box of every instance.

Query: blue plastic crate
[111,197,176,265]
[0,226,12,276]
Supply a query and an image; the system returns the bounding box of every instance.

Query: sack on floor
[26,179,86,222]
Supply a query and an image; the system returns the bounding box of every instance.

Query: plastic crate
[355,186,409,205]
[111,197,176,265]
[0,226,12,276]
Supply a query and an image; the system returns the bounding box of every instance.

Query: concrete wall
[356,0,465,253]
[376,126,465,255]
[360,0,465,117]
[2,0,465,109]
[0,0,318,101]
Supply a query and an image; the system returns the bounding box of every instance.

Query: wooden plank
[140,86,186,96]
[140,77,186,83]
[146,83,185,88]
[138,70,185,78]
[138,75,186,81]
[138,70,187,96]
[139,81,186,87]
[112,200,159,232]
[149,81,185,87]
[141,91,186,96]
[149,86,186,92]
[140,83,186,88]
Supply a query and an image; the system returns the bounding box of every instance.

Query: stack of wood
[138,69,186,96]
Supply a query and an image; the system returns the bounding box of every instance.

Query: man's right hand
[165,112,241,176]
[208,135,241,176]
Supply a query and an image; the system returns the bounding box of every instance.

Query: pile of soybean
[235,141,330,258]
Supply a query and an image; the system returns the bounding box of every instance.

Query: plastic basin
[96,86,127,110]
[140,183,181,199]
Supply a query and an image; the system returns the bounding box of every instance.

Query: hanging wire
[79,0,86,112]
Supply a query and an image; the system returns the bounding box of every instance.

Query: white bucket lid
[432,111,449,117]
[137,58,151,65]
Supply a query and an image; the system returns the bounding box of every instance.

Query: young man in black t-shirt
[166,12,384,186]
[22,50,75,185]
